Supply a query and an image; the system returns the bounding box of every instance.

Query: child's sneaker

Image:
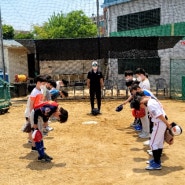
[45,153,53,160]
[139,132,150,139]
[134,124,142,131]
[46,126,54,131]
[145,161,162,170]
[146,159,154,164]
[31,146,37,152]
[143,140,150,146]
[146,159,161,165]
[38,154,51,163]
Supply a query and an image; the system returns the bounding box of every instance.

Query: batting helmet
[171,122,182,136]
[32,129,42,142]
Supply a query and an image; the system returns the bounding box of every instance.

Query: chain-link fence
[170,59,185,100]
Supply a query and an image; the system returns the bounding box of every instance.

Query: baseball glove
[132,108,145,118]
[22,122,31,133]
[115,104,123,112]
[164,129,174,145]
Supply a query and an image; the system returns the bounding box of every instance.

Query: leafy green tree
[33,10,97,39]
[14,31,34,39]
[2,24,14,39]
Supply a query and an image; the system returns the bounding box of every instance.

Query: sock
[152,150,161,164]
[158,148,163,164]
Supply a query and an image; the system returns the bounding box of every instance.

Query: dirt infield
[0,98,185,185]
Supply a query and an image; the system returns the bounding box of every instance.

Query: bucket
[0,71,9,82]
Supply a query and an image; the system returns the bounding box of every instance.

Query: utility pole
[96,0,100,37]
[0,8,6,80]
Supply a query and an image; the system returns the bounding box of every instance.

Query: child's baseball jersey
[139,78,150,90]
[147,98,166,123]
[30,88,44,108]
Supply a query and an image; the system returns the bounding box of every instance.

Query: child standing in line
[134,68,150,139]
[24,75,48,151]
[133,95,171,170]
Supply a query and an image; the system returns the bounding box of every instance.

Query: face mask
[40,84,47,94]
[92,66,97,72]
[40,84,46,90]
[137,76,142,82]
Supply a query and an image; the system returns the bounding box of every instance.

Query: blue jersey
[143,89,157,100]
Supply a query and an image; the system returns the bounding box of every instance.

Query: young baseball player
[24,75,48,150]
[47,79,68,101]
[134,68,150,139]
[133,95,171,170]
[30,101,68,162]
[121,70,140,127]
[129,84,156,134]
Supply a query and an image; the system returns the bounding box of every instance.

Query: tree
[14,31,34,39]
[2,24,14,39]
[33,10,97,39]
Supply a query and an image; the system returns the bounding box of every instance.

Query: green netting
[170,59,185,100]
[110,22,185,37]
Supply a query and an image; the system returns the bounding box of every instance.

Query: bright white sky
[1,0,104,31]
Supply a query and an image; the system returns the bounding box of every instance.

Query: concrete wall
[7,48,28,83]
[39,60,102,82]
[106,41,185,90]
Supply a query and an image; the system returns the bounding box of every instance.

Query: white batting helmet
[171,124,182,136]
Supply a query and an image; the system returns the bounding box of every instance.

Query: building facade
[102,0,185,91]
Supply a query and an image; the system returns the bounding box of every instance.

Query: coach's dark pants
[90,89,101,111]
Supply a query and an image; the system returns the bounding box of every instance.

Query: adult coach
[87,61,104,114]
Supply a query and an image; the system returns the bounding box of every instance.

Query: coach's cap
[92,61,98,66]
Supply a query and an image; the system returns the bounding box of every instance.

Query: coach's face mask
[92,66,98,72]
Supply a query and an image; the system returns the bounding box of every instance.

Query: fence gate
[170,59,185,100]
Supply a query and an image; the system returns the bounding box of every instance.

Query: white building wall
[7,48,28,83]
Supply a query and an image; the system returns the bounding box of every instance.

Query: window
[118,58,161,75]
[117,8,160,31]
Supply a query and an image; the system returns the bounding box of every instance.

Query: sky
[0,0,104,31]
